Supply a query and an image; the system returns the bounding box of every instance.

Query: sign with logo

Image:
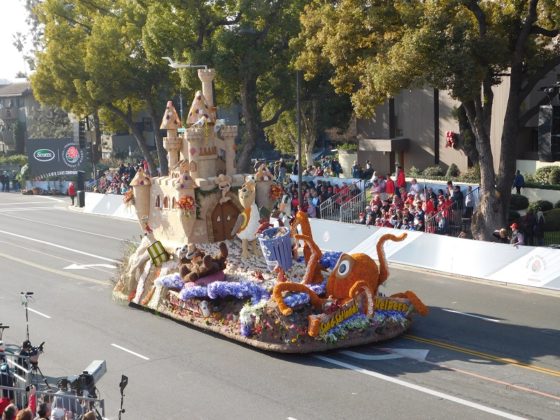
[26,138,85,177]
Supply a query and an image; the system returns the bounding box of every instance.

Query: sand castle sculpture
[128,68,270,248]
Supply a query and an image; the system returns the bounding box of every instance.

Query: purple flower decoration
[155,273,183,290]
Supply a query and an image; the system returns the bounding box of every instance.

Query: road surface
[0,193,558,419]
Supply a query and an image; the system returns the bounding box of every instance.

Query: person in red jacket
[67,182,76,206]
[396,166,406,190]
[385,174,395,197]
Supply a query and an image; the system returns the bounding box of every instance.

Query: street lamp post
[162,58,211,120]
[297,70,302,207]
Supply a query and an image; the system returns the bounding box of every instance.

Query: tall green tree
[143,0,307,172]
[296,0,560,240]
[26,105,73,139]
[264,72,352,165]
[30,0,177,176]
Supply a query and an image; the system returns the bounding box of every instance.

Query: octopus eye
[337,260,351,277]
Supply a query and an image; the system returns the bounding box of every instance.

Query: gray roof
[0,82,31,98]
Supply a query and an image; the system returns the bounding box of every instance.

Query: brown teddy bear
[180,242,229,283]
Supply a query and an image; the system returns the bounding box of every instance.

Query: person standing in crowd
[510,223,525,246]
[385,174,395,198]
[396,165,406,191]
[67,182,76,206]
[351,161,361,179]
[464,185,475,219]
[451,185,464,222]
[409,178,421,195]
[534,208,545,246]
[521,209,536,246]
[513,170,525,194]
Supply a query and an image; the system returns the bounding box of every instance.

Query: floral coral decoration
[177,195,195,212]
[269,183,284,201]
[123,190,134,205]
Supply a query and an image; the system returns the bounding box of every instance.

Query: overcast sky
[0,0,30,82]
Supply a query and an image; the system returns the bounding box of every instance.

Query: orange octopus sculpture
[273,231,420,317]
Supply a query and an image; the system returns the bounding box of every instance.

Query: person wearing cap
[510,223,525,246]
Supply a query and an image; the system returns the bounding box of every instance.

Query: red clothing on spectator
[67,183,76,197]
[385,178,395,196]
[0,397,11,415]
[425,199,435,215]
[397,169,406,188]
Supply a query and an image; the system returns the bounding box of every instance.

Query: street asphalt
[0,193,559,419]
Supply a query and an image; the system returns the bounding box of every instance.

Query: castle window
[172,197,176,209]
[163,196,169,209]
[155,195,161,208]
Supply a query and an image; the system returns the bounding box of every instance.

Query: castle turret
[198,68,216,108]
[129,168,152,224]
[160,101,182,168]
[185,127,205,179]
[220,125,238,175]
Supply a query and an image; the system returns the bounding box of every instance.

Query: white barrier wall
[82,192,560,291]
[84,192,138,221]
[309,219,560,291]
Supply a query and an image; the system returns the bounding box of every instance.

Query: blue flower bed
[179,281,270,305]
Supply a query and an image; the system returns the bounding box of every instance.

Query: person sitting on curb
[492,228,510,244]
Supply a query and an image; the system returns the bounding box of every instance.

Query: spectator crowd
[356,168,476,238]
[89,161,146,195]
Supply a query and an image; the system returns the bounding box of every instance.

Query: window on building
[155,195,160,208]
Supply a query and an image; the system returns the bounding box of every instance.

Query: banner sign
[26,138,85,177]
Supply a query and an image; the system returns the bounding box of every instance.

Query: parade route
[1,193,559,419]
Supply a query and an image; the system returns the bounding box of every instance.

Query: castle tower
[220,126,238,175]
[198,68,216,108]
[185,127,205,179]
[160,101,183,169]
[129,168,152,225]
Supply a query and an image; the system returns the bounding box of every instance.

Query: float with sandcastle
[113,68,428,353]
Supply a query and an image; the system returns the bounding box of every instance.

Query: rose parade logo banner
[26,138,85,177]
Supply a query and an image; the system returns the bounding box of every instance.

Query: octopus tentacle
[390,290,429,316]
[272,282,324,316]
[294,233,324,284]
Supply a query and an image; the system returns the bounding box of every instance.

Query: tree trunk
[496,63,523,225]
[237,75,265,173]
[303,99,319,166]
[147,101,168,176]
[106,103,157,176]
[463,99,503,241]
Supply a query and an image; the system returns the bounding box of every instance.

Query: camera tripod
[29,359,50,390]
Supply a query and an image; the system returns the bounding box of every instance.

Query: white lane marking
[64,263,117,270]
[0,202,56,206]
[442,308,502,323]
[0,251,110,286]
[340,350,402,361]
[28,308,51,319]
[0,229,120,263]
[314,355,526,420]
[4,212,135,242]
[111,343,150,361]
[0,207,64,212]
[341,348,429,362]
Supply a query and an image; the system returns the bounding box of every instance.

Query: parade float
[112,68,428,353]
